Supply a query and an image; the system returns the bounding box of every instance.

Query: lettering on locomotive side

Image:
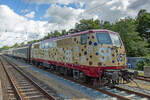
[98,48,112,63]
[116,53,125,63]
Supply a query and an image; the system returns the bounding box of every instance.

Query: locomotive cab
[85,31,137,86]
[79,30,137,86]
[95,31,126,67]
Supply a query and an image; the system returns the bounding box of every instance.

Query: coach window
[41,43,44,49]
[43,43,46,49]
[45,42,49,49]
[32,45,34,48]
[40,43,42,49]
[81,34,87,45]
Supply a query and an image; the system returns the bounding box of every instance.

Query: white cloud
[0,4,83,47]
[0,5,51,47]
[21,9,29,13]
[27,0,76,5]
[25,11,35,18]
[30,0,150,22]
[106,0,119,5]
[1,0,150,47]
[45,4,84,28]
[37,0,132,23]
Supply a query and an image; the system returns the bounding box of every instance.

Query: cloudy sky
[0,0,150,47]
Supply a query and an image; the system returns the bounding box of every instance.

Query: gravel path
[6,56,115,100]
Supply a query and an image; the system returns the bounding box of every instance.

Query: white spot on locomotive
[65,50,72,63]
[81,56,86,63]
[87,46,93,53]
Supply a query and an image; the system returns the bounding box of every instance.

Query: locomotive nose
[112,46,126,66]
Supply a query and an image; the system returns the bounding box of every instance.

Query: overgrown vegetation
[1,9,150,57]
[136,60,145,71]
[136,58,150,71]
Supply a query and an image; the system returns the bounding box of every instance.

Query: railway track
[0,56,57,100]
[35,66,150,99]
[57,75,150,100]
[0,58,18,100]
[4,55,150,100]
[136,76,150,82]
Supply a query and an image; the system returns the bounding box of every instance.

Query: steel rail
[1,56,56,100]
[136,76,150,82]
[6,55,150,100]
[41,66,150,100]
[114,86,150,99]
[6,56,130,100]
[34,66,130,100]
[0,58,22,100]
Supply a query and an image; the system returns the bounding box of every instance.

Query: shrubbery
[136,58,150,71]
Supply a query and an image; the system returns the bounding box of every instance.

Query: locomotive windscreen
[109,33,121,46]
[96,32,121,46]
[96,32,112,44]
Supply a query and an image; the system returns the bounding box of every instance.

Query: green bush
[136,58,150,71]
[145,58,150,66]
[136,60,145,71]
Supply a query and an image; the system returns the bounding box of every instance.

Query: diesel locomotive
[4,29,138,87]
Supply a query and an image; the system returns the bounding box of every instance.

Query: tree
[137,9,146,18]
[75,19,101,31]
[68,29,76,34]
[43,33,52,39]
[111,17,148,56]
[21,42,24,46]
[27,40,37,44]
[11,43,19,48]
[52,30,61,37]
[103,21,112,30]
[136,9,150,47]
[0,45,10,50]
[46,33,51,38]
[61,29,67,35]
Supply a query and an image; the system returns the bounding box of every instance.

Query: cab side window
[81,34,87,44]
